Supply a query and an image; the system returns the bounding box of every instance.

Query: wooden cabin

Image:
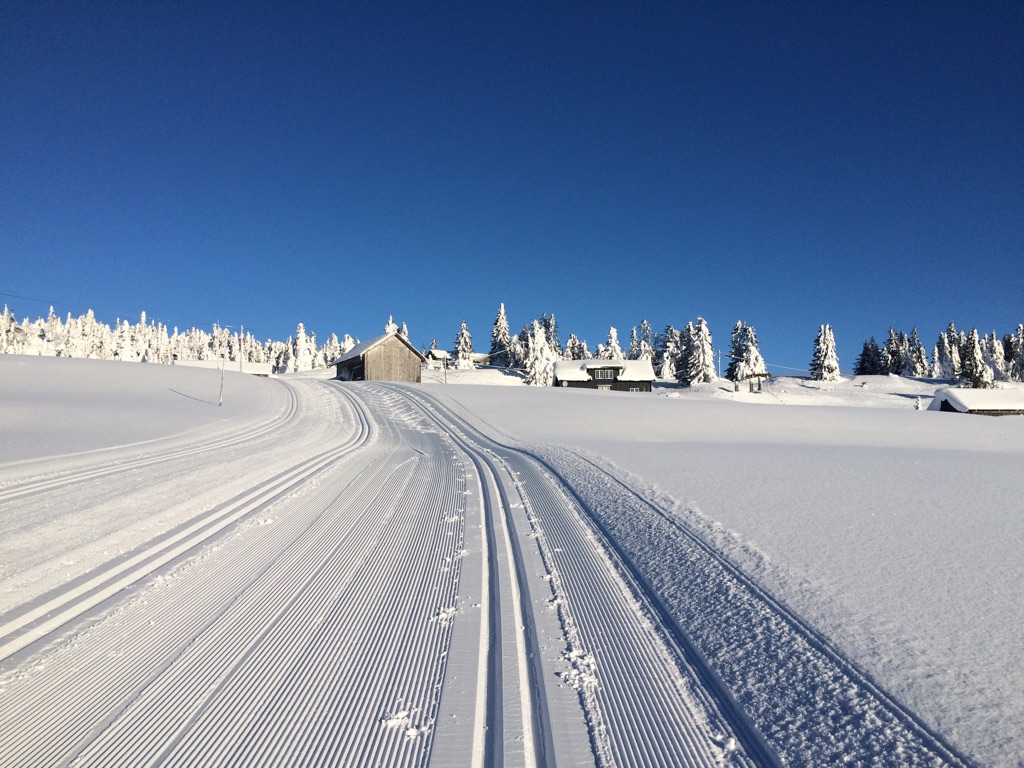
[331,333,426,383]
[552,359,656,392]
[928,387,1024,416]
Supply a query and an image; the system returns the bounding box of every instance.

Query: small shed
[425,348,450,370]
[928,387,1024,416]
[552,359,656,392]
[331,333,426,383]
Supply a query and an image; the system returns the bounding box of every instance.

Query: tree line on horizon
[0,305,352,374]
[459,304,1023,389]
[3,303,1022,389]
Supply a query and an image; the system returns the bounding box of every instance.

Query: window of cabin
[592,368,615,380]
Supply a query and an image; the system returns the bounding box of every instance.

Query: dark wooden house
[331,332,426,383]
[552,359,656,392]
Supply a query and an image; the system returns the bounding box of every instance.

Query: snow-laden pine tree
[601,327,625,360]
[810,324,841,381]
[454,321,474,370]
[564,333,589,360]
[983,332,1006,380]
[639,320,656,358]
[1008,325,1024,382]
[542,313,561,358]
[629,326,641,360]
[958,329,995,388]
[292,323,314,372]
[879,329,902,375]
[684,318,715,385]
[725,321,767,382]
[524,320,556,386]
[908,329,929,377]
[629,323,654,362]
[657,325,680,381]
[930,333,955,379]
[944,323,963,378]
[489,303,512,367]
[400,322,409,338]
[853,338,882,375]
[384,315,399,334]
[508,334,525,368]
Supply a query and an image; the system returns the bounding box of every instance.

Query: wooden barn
[552,359,656,392]
[331,332,426,383]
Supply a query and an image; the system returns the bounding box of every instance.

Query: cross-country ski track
[0,377,973,767]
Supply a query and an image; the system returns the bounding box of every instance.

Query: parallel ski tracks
[538,448,974,768]
[0,384,368,665]
[0,379,299,505]
[377,384,548,768]
[389,385,749,768]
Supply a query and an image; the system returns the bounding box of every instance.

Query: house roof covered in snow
[553,359,656,382]
[329,333,425,366]
[928,386,1024,415]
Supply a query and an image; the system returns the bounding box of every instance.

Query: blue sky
[4,1,1021,372]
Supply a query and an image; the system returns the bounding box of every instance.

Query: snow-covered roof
[329,333,425,366]
[553,359,656,382]
[929,386,1024,414]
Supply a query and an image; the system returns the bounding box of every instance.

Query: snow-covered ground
[1,356,1020,766]
[428,368,1024,767]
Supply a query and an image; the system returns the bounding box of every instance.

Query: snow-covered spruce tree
[958,328,995,388]
[1008,324,1024,382]
[983,332,1006,380]
[675,322,695,385]
[908,328,929,377]
[400,322,409,338]
[489,303,512,367]
[810,324,841,381]
[524,320,556,386]
[629,326,641,361]
[657,325,680,381]
[879,328,904,375]
[853,337,882,375]
[293,323,314,372]
[639,319,656,358]
[930,332,955,379]
[274,338,293,374]
[944,323,963,379]
[630,321,655,362]
[725,321,767,383]
[542,313,561,358]
[601,327,625,360]
[508,334,525,368]
[684,318,715,385]
[384,315,399,334]
[454,320,474,370]
[564,333,589,361]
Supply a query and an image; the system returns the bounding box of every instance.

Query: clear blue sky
[4,1,1021,372]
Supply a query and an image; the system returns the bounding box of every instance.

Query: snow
[0,355,280,461]
[929,384,1024,413]
[1,356,1020,766]
[425,370,1024,766]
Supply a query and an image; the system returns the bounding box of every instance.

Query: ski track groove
[388,384,738,768]
[0,388,372,663]
[0,377,966,768]
[517,436,975,768]
[0,379,299,506]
